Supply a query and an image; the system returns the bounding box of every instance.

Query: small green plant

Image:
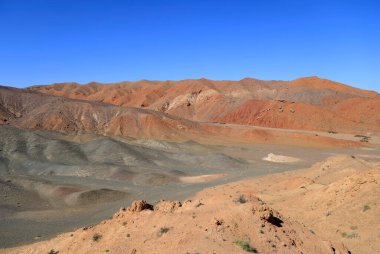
[92,233,102,242]
[234,240,257,253]
[159,227,170,234]
[341,232,358,239]
[122,221,127,226]
[48,250,59,254]
[363,204,370,212]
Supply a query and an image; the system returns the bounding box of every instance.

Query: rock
[161,102,170,112]
[252,204,284,227]
[127,200,153,212]
[155,200,182,212]
[211,218,224,226]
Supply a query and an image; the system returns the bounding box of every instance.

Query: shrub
[92,233,102,242]
[234,240,257,253]
[363,204,370,212]
[195,202,204,208]
[48,250,59,254]
[159,227,170,234]
[235,195,247,204]
[355,135,370,142]
[341,232,358,239]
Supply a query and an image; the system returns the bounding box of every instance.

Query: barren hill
[0,86,206,142]
[28,77,380,134]
[0,86,367,148]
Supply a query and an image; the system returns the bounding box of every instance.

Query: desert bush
[235,195,247,204]
[195,202,204,208]
[355,135,370,142]
[234,240,257,253]
[159,227,170,234]
[341,232,358,239]
[92,233,102,242]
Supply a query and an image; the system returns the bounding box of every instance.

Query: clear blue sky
[0,0,379,91]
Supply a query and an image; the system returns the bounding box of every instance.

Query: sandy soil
[2,155,378,254]
[262,153,301,163]
[179,173,227,183]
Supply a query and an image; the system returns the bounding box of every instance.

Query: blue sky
[0,0,379,91]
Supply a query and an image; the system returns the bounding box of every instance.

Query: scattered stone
[155,200,182,212]
[127,200,153,212]
[211,218,224,226]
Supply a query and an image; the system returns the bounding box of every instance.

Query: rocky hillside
[28,76,380,134]
[0,86,206,142]
[4,155,379,254]
[1,188,349,254]
[0,86,365,148]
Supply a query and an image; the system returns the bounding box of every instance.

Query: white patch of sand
[179,173,227,183]
[262,153,301,163]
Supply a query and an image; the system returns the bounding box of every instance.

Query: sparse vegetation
[92,233,102,242]
[234,240,258,253]
[159,227,170,234]
[363,204,370,212]
[48,250,59,254]
[354,134,371,142]
[235,195,247,204]
[341,231,358,239]
[350,225,358,230]
[195,202,204,208]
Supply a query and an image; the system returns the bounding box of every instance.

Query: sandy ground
[2,154,378,254]
[179,173,227,183]
[262,153,301,163]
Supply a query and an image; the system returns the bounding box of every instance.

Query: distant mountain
[0,86,207,142]
[27,77,380,134]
